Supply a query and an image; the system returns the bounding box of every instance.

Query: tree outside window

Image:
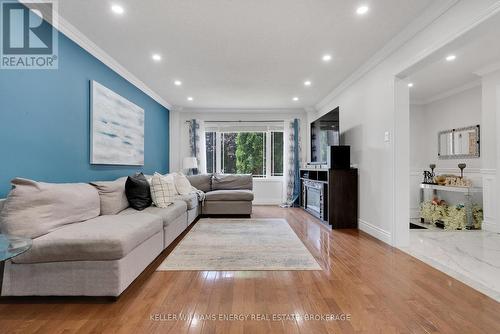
[206,130,283,178]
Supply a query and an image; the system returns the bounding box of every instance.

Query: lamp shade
[183,157,198,169]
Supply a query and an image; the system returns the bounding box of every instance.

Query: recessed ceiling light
[187,97,194,101]
[356,5,369,15]
[446,54,456,62]
[408,83,414,88]
[174,80,182,86]
[322,54,332,62]
[304,80,312,86]
[292,97,299,101]
[111,4,124,15]
[152,54,162,62]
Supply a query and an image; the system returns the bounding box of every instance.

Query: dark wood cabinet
[300,168,358,229]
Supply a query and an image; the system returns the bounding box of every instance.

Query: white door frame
[391,4,500,247]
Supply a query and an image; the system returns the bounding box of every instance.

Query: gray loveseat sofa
[0,174,253,297]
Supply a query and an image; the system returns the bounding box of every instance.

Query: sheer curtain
[283,118,302,206]
[188,119,207,174]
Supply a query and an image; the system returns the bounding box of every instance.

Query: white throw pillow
[150,173,177,208]
[174,172,193,195]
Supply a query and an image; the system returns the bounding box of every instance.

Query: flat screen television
[310,107,340,163]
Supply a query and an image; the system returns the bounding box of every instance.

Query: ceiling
[407,12,500,103]
[58,0,434,109]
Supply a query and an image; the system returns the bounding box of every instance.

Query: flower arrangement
[443,205,466,230]
[421,200,483,230]
[420,199,448,223]
[472,205,483,229]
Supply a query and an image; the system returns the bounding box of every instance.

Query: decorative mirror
[438,125,480,159]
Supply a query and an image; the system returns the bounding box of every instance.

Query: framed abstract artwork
[90,81,145,165]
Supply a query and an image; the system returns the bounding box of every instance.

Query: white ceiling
[58,0,434,109]
[407,12,500,103]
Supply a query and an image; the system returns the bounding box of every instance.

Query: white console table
[419,184,482,229]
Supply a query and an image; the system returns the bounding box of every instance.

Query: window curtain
[283,118,302,206]
[188,119,207,174]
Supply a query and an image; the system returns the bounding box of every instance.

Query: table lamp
[183,157,198,175]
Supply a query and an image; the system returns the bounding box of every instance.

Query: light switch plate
[384,131,391,142]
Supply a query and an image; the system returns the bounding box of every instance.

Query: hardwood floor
[1,206,499,333]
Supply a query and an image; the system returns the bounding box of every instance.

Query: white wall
[169,109,307,204]
[409,86,483,217]
[307,0,500,246]
[479,69,500,231]
[409,103,426,218]
[411,85,482,170]
[410,104,426,170]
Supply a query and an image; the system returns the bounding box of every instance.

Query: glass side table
[0,234,32,293]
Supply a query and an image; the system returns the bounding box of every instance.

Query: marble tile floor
[401,229,500,302]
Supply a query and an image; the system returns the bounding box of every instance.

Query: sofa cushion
[125,173,152,211]
[176,193,199,210]
[174,172,193,195]
[0,178,100,239]
[212,174,253,190]
[150,173,178,208]
[120,200,187,226]
[12,213,162,264]
[205,189,254,201]
[186,174,212,192]
[90,177,129,215]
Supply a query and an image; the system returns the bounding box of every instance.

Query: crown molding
[177,107,307,114]
[410,79,481,105]
[20,1,172,110]
[474,61,500,76]
[304,106,317,114]
[315,0,459,113]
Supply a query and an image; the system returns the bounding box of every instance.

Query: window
[205,126,283,178]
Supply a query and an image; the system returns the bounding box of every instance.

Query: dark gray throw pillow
[125,173,152,211]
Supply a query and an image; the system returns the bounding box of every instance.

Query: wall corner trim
[178,107,306,114]
[314,0,459,113]
[358,219,392,245]
[20,1,172,110]
[59,18,172,110]
[474,61,500,77]
[417,80,482,105]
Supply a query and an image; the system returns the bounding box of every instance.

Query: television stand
[299,168,358,229]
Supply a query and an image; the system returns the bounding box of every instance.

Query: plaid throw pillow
[150,173,178,208]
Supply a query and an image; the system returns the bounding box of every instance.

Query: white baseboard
[358,219,392,245]
[482,220,499,233]
[252,201,282,205]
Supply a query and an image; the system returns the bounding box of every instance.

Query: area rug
[157,218,322,271]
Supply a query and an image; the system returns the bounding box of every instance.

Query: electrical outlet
[384,131,391,143]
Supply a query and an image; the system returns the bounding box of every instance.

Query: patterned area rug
[157,218,321,271]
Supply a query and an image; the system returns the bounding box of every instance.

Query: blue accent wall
[0,21,169,197]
